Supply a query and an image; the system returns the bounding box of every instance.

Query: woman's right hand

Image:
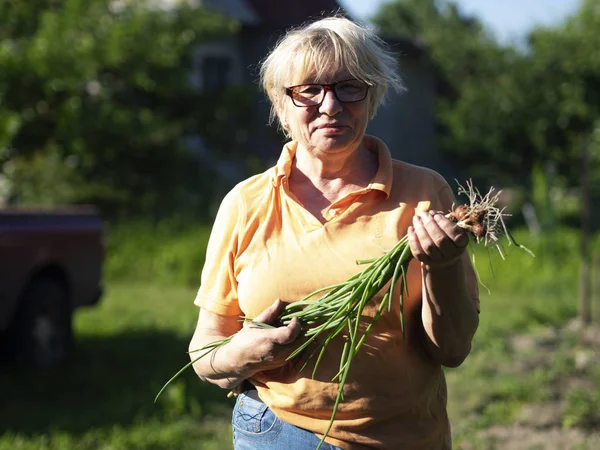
[225,299,302,379]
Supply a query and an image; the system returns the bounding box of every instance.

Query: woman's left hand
[408,210,469,270]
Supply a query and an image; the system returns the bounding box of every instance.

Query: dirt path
[457,320,600,450]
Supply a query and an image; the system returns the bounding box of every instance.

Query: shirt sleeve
[436,183,481,313]
[194,188,244,317]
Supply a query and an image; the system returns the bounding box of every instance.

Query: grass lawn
[0,282,234,450]
[1,229,599,449]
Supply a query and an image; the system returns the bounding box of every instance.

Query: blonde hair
[259,16,405,137]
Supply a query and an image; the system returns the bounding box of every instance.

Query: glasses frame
[285,79,370,107]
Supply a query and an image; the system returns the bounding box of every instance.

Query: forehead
[292,67,354,86]
[286,46,355,86]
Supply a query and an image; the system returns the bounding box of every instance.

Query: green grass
[446,228,600,448]
[1,225,598,449]
[103,220,212,286]
[0,283,234,450]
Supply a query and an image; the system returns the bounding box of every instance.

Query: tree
[0,0,255,218]
[373,0,600,215]
[373,0,530,185]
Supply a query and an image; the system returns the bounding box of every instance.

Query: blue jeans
[232,390,343,450]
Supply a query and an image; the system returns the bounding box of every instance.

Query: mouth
[317,124,347,133]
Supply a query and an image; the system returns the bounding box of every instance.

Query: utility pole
[594,252,599,323]
[580,135,591,326]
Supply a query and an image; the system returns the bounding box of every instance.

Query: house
[190,0,456,180]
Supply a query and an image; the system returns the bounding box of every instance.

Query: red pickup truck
[0,207,104,367]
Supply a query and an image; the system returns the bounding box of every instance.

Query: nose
[319,88,342,116]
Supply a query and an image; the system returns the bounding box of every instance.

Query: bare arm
[408,211,480,367]
[189,299,302,390]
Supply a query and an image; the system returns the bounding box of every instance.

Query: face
[282,69,370,155]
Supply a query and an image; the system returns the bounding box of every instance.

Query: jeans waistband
[241,379,262,402]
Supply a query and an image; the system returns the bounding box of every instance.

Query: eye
[294,85,322,97]
[337,81,364,93]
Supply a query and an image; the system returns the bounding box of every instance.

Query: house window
[202,56,231,91]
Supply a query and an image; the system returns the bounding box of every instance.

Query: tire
[10,276,73,368]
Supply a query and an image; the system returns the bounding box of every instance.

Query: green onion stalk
[155,180,533,450]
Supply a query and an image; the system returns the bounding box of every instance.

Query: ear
[366,92,376,120]
[280,103,291,129]
[368,102,375,121]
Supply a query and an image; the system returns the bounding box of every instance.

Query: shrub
[105,219,212,287]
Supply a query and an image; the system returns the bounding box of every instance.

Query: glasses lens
[290,85,323,106]
[335,80,368,102]
[288,80,368,106]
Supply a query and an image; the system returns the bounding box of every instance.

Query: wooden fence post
[579,136,591,326]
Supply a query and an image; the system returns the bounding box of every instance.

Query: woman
[189,16,480,450]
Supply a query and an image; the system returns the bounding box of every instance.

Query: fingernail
[434,214,443,221]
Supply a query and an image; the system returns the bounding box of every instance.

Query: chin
[316,142,351,153]
[324,139,360,153]
[314,134,359,152]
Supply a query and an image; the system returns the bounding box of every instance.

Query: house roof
[245,0,344,28]
[202,0,261,25]
[203,0,344,28]
[201,0,425,56]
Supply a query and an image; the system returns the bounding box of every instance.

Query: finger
[407,225,425,258]
[422,214,471,265]
[252,299,285,325]
[408,224,438,266]
[419,212,456,254]
[287,316,302,338]
[433,213,469,249]
[426,209,445,219]
[270,317,302,345]
[413,214,443,260]
[421,211,467,255]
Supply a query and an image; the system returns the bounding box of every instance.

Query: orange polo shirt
[195,135,479,450]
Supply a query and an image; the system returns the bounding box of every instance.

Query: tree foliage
[373,0,600,209]
[2,0,600,225]
[0,0,255,218]
[373,0,530,184]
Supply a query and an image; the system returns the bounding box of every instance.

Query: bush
[0,0,257,220]
[562,387,600,429]
[105,219,212,287]
[470,226,585,295]
[464,226,599,343]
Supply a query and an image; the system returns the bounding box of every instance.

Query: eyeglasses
[285,79,369,107]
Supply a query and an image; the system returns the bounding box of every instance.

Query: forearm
[420,259,479,367]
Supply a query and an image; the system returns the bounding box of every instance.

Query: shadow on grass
[0,329,234,435]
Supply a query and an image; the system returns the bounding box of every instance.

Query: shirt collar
[273,140,297,187]
[272,135,393,198]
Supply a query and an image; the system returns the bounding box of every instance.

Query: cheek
[350,105,370,128]
[289,110,313,134]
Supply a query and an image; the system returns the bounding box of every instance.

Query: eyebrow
[295,70,354,83]
[292,77,356,86]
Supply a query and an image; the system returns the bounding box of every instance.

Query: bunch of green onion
[156,181,532,450]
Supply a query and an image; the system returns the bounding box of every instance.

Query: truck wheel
[11,276,73,368]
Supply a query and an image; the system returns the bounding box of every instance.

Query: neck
[293,140,375,185]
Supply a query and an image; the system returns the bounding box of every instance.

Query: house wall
[189,38,244,89]
[237,27,289,163]
[368,51,463,182]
